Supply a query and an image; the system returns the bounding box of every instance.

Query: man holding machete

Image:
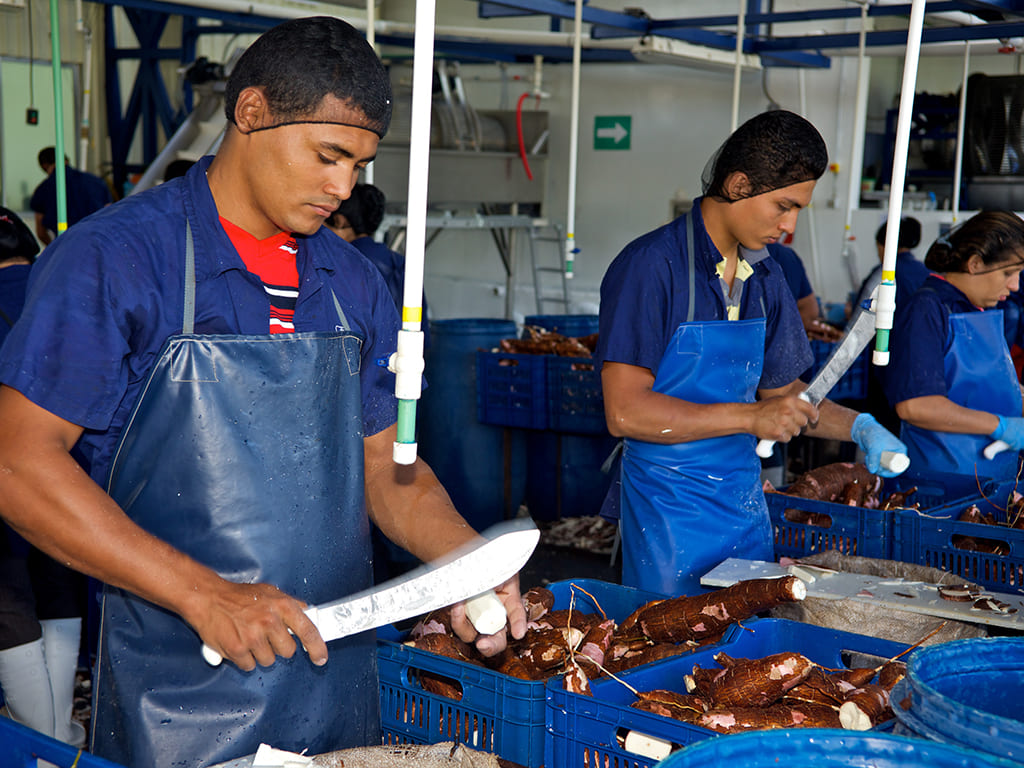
[0,17,525,767]
[596,110,908,597]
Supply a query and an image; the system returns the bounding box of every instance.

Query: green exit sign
[594,116,631,150]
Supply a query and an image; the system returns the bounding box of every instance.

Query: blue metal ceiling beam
[758,18,1024,51]
[643,2,1007,29]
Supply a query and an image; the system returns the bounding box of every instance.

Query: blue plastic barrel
[655,728,1020,768]
[522,314,599,339]
[418,319,526,532]
[891,638,1024,762]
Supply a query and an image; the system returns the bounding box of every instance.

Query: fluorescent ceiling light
[630,36,762,71]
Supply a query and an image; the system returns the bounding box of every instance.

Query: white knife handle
[465,590,507,635]
[879,451,910,474]
[985,439,1011,460]
[202,605,319,666]
[756,391,812,458]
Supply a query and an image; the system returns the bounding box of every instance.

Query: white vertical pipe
[392,0,433,464]
[798,69,822,291]
[564,0,582,279]
[875,0,927,366]
[842,2,870,292]
[75,0,92,170]
[731,0,745,131]
[365,0,377,186]
[951,42,971,223]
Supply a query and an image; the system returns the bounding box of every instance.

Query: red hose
[516,92,534,181]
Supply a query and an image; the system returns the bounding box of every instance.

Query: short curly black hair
[702,110,828,202]
[224,17,392,138]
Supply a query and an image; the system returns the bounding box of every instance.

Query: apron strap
[183,220,197,335]
[181,220,352,333]
[685,213,696,323]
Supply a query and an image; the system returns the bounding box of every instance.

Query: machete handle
[202,606,320,666]
[879,451,911,475]
[756,391,814,459]
[985,439,1011,460]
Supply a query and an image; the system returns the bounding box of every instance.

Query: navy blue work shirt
[0,156,400,485]
[884,274,979,405]
[30,165,112,236]
[767,242,813,302]
[595,199,813,388]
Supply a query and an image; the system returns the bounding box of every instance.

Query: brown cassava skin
[782,666,850,707]
[834,667,878,689]
[484,646,533,680]
[406,632,481,665]
[563,659,592,696]
[632,690,705,722]
[522,586,556,622]
[839,683,893,729]
[877,661,907,692]
[698,652,815,708]
[637,577,804,643]
[698,702,837,734]
[576,619,616,666]
[605,642,690,674]
[785,462,880,503]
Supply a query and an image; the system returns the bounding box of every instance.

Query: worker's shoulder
[43,184,185,273]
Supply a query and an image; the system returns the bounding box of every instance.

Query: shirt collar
[690,196,770,268]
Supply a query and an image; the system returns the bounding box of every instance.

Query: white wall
[4,0,1024,316]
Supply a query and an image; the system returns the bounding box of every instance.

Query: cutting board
[701,557,1024,630]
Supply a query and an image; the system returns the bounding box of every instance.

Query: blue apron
[901,309,1023,478]
[92,223,379,768]
[620,214,773,596]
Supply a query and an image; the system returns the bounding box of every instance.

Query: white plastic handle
[464,590,507,636]
[985,439,1010,460]
[879,451,910,475]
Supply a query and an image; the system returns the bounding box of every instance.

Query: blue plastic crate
[475,350,547,430]
[768,470,989,562]
[545,356,607,435]
[0,717,125,768]
[544,617,910,768]
[808,338,870,401]
[892,478,1024,594]
[376,579,668,768]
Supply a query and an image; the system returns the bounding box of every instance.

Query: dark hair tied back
[924,210,1024,273]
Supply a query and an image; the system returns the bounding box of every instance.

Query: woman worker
[884,210,1024,479]
[595,110,907,596]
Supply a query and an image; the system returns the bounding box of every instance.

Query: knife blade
[202,517,540,665]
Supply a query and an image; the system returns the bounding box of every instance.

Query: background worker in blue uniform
[326,182,430,349]
[767,242,842,343]
[884,210,1024,479]
[849,216,932,434]
[29,146,112,245]
[0,17,525,768]
[595,110,907,596]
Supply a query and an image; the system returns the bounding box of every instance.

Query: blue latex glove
[991,415,1024,450]
[851,412,909,477]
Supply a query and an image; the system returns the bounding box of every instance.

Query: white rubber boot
[40,618,85,747]
[0,638,56,737]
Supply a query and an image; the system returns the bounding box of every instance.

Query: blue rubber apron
[620,213,772,596]
[91,223,379,768]
[901,309,1023,478]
